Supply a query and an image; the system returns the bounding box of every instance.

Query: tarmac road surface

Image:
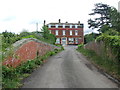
[22,45,118,88]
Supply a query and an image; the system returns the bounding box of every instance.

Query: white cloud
[0,0,119,34]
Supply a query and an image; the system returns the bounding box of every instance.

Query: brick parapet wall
[3,38,60,67]
[84,41,104,56]
[84,41,116,61]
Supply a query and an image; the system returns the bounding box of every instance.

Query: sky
[0,0,119,34]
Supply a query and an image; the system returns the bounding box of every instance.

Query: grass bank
[2,47,64,88]
[77,44,120,81]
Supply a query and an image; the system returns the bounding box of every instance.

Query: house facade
[46,19,84,45]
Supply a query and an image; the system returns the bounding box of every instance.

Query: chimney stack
[44,20,46,26]
[66,21,68,23]
[78,21,80,24]
[59,19,61,23]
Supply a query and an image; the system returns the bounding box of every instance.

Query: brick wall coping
[12,38,60,51]
[3,38,60,56]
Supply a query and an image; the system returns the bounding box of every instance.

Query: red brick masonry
[3,38,58,67]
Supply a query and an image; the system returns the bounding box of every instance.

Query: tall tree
[88,3,111,33]
[110,7,120,32]
[41,25,56,44]
[41,25,50,39]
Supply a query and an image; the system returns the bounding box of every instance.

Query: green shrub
[16,60,36,73]
[2,66,17,78]
[77,47,120,80]
[54,48,59,53]
[61,46,64,50]
[78,44,84,49]
[55,44,62,47]
[22,35,36,39]
[35,58,43,65]
[96,34,120,61]
[49,51,55,56]
[2,46,63,88]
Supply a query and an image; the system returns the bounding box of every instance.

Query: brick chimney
[44,20,46,26]
[59,19,61,23]
[66,21,68,23]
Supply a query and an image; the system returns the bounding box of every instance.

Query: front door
[61,37,67,45]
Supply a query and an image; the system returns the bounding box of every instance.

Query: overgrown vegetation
[78,3,120,81]
[2,28,56,51]
[88,3,120,33]
[96,34,120,62]
[86,3,120,44]
[2,47,63,88]
[84,33,100,44]
[77,44,120,80]
[1,27,62,88]
[41,25,56,44]
[1,28,56,61]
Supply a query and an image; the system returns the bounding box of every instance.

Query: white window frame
[55,30,58,35]
[56,38,60,44]
[62,30,65,35]
[75,25,78,28]
[63,24,65,28]
[75,30,78,35]
[49,30,51,34]
[61,37,67,45]
[68,38,74,44]
[75,38,78,44]
[70,25,72,28]
[55,24,58,28]
[48,25,51,28]
[70,30,72,35]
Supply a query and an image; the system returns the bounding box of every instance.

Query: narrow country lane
[22,46,118,88]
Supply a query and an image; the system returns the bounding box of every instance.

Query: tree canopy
[88,3,111,33]
[41,25,56,44]
[88,3,120,34]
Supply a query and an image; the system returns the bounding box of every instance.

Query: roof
[46,23,83,26]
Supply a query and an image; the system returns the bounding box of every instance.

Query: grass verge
[2,47,64,88]
[77,46,120,81]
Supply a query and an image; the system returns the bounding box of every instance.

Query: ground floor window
[75,38,78,44]
[68,38,74,44]
[49,30,51,34]
[61,37,67,45]
[56,38,60,44]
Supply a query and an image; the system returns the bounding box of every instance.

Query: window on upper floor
[55,30,58,35]
[70,25,72,28]
[75,25,78,28]
[75,30,78,35]
[58,26,62,28]
[51,26,55,28]
[78,25,81,28]
[70,30,72,35]
[72,26,75,28]
[65,26,69,28]
[62,30,65,35]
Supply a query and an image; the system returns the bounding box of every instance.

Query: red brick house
[46,19,84,45]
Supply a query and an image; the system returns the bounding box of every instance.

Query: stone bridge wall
[3,38,60,67]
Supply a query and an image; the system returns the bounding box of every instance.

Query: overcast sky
[0,0,119,34]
